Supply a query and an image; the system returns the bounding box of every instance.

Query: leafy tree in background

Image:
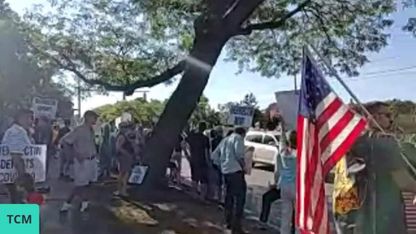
[95,98,165,125]
[95,95,221,128]
[24,0,396,186]
[0,1,71,120]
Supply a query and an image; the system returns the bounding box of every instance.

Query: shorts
[74,159,97,186]
[190,162,208,184]
[118,156,134,175]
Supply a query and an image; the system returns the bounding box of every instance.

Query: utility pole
[294,74,298,91]
[77,79,81,118]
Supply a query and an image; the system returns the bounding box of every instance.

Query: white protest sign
[275,90,300,130]
[227,105,255,128]
[32,97,58,119]
[128,165,148,185]
[0,145,47,184]
[121,112,132,122]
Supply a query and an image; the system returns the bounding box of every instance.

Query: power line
[362,65,416,76]
[344,71,416,82]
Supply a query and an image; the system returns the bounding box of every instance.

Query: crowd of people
[2,101,416,234]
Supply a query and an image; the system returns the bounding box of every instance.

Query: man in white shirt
[60,110,99,213]
[1,109,34,203]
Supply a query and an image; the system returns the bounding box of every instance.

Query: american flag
[295,51,367,234]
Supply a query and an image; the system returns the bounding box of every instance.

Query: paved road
[180,158,335,229]
[180,158,283,227]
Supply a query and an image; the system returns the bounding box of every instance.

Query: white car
[245,131,281,166]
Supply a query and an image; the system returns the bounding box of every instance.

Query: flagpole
[307,43,416,234]
[307,43,416,174]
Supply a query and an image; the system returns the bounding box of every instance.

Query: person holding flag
[346,102,416,234]
[295,50,367,234]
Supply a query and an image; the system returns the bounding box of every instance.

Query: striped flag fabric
[295,50,367,234]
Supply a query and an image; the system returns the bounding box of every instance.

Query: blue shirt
[277,149,297,186]
[275,130,297,187]
[211,133,245,174]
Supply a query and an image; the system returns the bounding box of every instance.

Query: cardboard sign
[0,145,47,184]
[275,90,300,130]
[128,165,148,185]
[32,97,58,119]
[227,105,255,128]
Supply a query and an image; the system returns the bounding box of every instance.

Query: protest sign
[32,97,58,119]
[226,105,255,128]
[128,165,148,185]
[275,90,300,130]
[0,145,47,184]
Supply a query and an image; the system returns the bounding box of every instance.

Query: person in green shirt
[350,102,416,234]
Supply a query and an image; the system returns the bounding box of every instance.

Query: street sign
[32,97,58,119]
[227,105,255,128]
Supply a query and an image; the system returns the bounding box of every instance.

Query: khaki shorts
[73,159,97,186]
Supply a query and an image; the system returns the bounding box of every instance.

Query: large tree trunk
[141,0,264,187]
[142,25,229,187]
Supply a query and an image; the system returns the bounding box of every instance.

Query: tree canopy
[0,0,71,115]
[23,0,396,92]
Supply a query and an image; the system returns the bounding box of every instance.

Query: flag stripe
[316,97,343,131]
[321,115,364,164]
[320,110,354,152]
[312,183,326,232]
[318,100,348,141]
[315,92,337,118]
[296,116,307,228]
[323,118,367,174]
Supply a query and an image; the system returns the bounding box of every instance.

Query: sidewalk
[1,157,276,234]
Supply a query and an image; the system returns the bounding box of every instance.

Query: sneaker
[80,201,89,212]
[60,202,72,212]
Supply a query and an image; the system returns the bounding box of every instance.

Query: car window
[245,134,263,143]
[274,135,281,142]
[263,135,277,146]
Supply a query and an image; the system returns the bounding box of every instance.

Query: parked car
[244,131,281,166]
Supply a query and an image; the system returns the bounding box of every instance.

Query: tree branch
[236,0,312,35]
[27,41,185,95]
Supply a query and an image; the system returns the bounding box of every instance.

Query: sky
[7,0,416,113]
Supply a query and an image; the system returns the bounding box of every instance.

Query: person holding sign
[1,109,34,203]
[60,110,99,213]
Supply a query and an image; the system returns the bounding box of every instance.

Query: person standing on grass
[2,109,34,203]
[212,127,248,234]
[33,116,53,193]
[60,110,99,213]
[113,122,136,197]
[210,126,224,202]
[99,123,112,179]
[58,120,72,178]
[187,122,210,199]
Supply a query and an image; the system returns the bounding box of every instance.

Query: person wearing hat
[2,109,34,203]
[60,110,99,213]
[113,121,136,197]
